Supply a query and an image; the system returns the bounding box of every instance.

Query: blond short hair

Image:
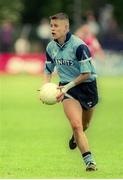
[50,12,69,21]
[50,12,69,29]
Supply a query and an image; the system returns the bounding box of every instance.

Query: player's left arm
[64,44,92,90]
[72,72,90,85]
[72,44,92,85]
[57,44,91,101]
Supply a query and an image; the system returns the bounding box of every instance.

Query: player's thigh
[62,98,83,129]
[82,107,95,127]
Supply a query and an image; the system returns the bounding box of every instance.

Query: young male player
[43,12,98,171]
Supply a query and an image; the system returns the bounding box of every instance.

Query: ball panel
[39,83,60,105]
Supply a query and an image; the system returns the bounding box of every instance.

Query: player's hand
[56,92,65,102]
[56,86,65,102]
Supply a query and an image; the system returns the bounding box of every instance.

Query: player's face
[50,19,69,40]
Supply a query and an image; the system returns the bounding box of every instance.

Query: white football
[39,83,60,105]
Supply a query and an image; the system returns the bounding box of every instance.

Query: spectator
[75,24,105,60]
[14,24,31,54]
[36,18,51,50]
[0,21,14,52]
[86,10,100,36]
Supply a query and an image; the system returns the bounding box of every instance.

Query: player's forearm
[73,72,90,85]
[43,73,52,84]
[62,72,90,93]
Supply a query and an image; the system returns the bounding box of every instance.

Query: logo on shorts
[87,101,93,107]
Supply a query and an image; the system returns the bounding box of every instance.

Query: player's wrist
[62,81,75,93]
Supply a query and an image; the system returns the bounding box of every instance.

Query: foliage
[108,0,123,28]
[0,0,123,27]
[0,0,23,23]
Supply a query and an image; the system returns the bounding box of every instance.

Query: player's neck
[57,34,67,45]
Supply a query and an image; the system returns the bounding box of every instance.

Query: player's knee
[72,123,83,134]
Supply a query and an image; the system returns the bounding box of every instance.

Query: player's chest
[51,46,76,61]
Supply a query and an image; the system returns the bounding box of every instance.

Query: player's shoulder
[46,40,56,52]
[70,34,88,53]
[71,34,86,46]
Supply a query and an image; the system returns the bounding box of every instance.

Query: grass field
[0,74,123,178]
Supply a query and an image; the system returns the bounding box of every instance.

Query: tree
[21,0,63,24]
[0,0,23,23]
[0,0,123,28]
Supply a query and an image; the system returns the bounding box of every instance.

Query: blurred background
[0,0,123,178]
[0,0,123,74]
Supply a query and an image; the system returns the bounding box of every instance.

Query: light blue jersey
[44,32,97,83]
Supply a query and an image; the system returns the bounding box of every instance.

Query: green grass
[0,74,123,178]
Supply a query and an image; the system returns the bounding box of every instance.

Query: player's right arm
[43,47,55,84]
[43,73,52,84]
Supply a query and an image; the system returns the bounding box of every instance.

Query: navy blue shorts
[59,80,99,110]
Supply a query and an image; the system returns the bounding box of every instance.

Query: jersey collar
[54,32,72,48]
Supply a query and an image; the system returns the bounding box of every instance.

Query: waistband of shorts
[59,80,96,86]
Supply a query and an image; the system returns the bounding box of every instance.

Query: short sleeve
[44,50,55,74]
[76,44,92,73]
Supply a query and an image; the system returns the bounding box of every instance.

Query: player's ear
[65,23,69,31]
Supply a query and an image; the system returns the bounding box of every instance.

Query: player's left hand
[56,92,64,102]
[56,86,65,102]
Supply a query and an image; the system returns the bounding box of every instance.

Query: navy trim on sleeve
[46,51,54,63]
[45,64,52,73]
[76,44,91,61]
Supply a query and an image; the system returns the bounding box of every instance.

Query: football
[39,83,60,105]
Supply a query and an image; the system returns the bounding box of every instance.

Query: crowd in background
[0,4,123,55]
